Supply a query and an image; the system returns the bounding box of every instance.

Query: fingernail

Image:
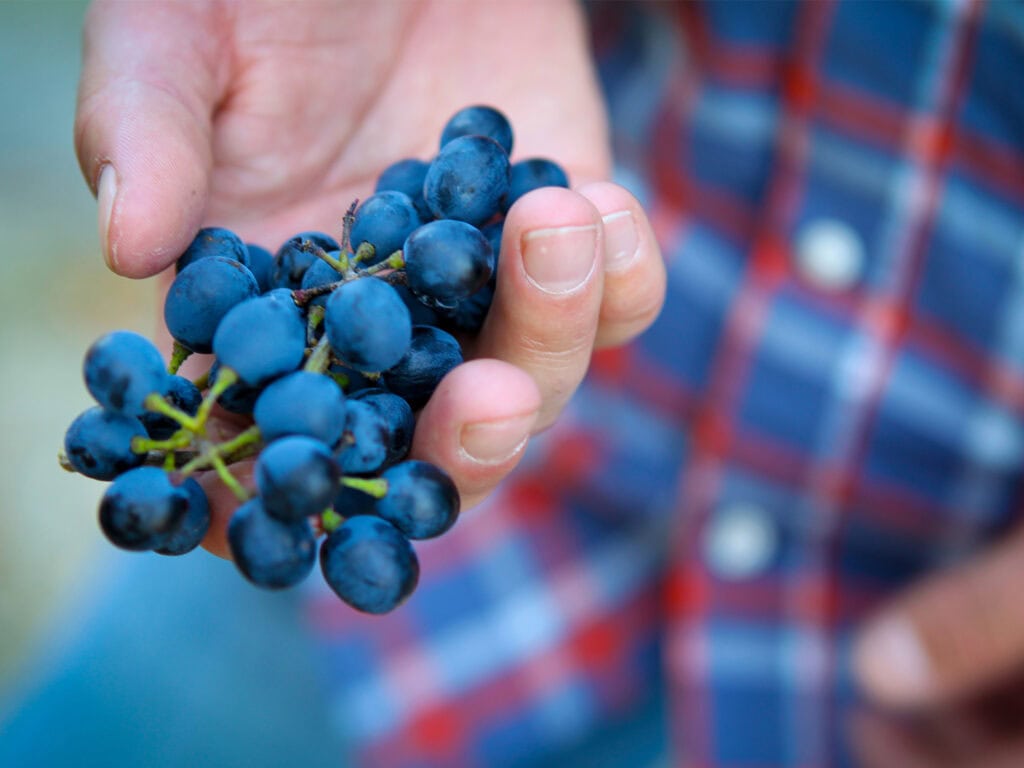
[97,164,118,271]
[459,413,536,465]
[854,616,933,707]
[521,224,598,294]
[602,210,639,271]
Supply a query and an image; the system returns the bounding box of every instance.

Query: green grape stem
[320,509,344,534]
[194,366,239,432]
[144,392,199,433]
[168,341,193,375]
[341,476,389,499]
[210,452,249,502]
[303,334,333,373]
[179,425,262,476]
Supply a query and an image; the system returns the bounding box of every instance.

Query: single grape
[377,460,459,539]
[254,371,347,447]
[155,477,211,556]
[382,325,463,410]
[141,375,202,440]
[374,158,432,220]
[324,278,411,373]
[298,255,342,308]
[228,498,317,589]
[393,283,441,326]
[98,466,189,551]
[350,389,415,467]
[504,158,570,211]
[165,256,259,354]
[332,481,379,518]
[480,219,504,263]
[175,227,249,273]
[257,436,340,523]
[335,399,389,474]
[274,231,340,290]
[403,219,494,308]
[350,191,422,265]
[84,330,169,416]
[440,282,495,334]
[319,516,419,614]
[439,105,514,155]
[213,292,307,385]
[64,406,147,480]
[245,243,276,293]
[423,135,511,225]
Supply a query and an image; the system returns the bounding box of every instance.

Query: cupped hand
[76,0,666,556]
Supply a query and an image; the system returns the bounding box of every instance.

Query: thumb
[75,1,225,277]
[853,529,1024,710]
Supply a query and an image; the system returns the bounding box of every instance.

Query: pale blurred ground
[0,1,156,688]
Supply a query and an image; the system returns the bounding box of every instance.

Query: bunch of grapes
[60,105,569,614]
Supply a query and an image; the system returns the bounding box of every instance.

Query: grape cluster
[60,105,569,614]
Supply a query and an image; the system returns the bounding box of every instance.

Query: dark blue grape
[324,278,411,373]
[439,105,513,155]
[274,231,340,290]
[208,360,264,415]
[375,158,432,220]
[350,389,415,467]
[319,516,419,614]
[254,371,347,446]
[403,220,494,308]
[332,481,379,518]
[245,243,276,293]
[441,283,494,334]
[98,466,189,551]
[382,326,463,409]
[335,399,389,474]
[256,436,340,523]
[424,135,510,225]
[155,477,211,556]
[84,330,169,415]
[377,460,459,539]
[350,191,422,265]
[393,283,441,326]
[213,292,306,385]
[176,227,249,273]
[480,219,504,263]
[141,375,202,440]
[298,255,342,308]
[228,498,316,589]
[64,406,146,480]
[327,362,377,395]
[504,158,570,211]
[165,256,259,354]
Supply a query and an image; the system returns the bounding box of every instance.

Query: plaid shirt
[304,2,1024,765]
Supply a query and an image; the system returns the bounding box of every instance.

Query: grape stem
[303,334,333,374]
[210,452,249,502]
[178,425,262,476]
[194,366,239,432]
[168,341,193,375]
[341,476,389,498]
[144,393,199,433]
[290,251,405,306]
[320,509,344,534]
[131,430,192,455]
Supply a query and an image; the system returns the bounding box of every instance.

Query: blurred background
[0,0,155,690]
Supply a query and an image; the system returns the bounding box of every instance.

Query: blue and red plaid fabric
[304,2,1024,765]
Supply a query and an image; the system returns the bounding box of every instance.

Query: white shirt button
[704,503,778,580]
[794,218,865,291]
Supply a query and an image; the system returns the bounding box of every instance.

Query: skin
[80,1,1024,760]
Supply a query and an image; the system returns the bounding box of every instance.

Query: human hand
[75,0,666,556]
[852,529,1024,765]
